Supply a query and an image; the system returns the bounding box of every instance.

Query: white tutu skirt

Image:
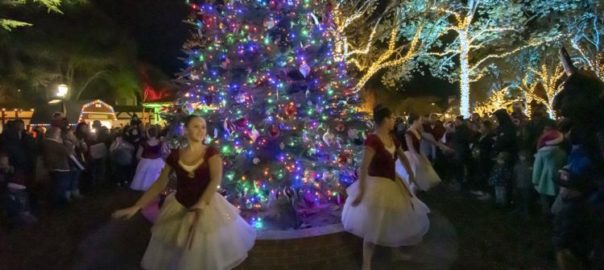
[397,151,441,192]
[131,158,165,191]
[141,193,256,270]
[341,176,430,247]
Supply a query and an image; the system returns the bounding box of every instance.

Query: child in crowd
[110,132,135,187]
[513,151,532,217]
[490,152,512,208]
[532,122,566,216]
[0,153,37,228]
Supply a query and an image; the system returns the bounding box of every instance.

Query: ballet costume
[141,147,256,270]
[342,134,430,247]
[399,130,441,192]
[130,140,165,191]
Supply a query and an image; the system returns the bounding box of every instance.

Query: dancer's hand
[351,191,364,206]
[189,202,208,213]
[112,206,141,220]
[408,174,416,186]
[440,144,453,153]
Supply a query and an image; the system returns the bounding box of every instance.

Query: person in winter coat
[532,123,567,216]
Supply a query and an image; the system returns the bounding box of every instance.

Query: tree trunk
[458,30,471,117]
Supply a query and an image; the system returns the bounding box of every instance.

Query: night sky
[93,0,456,101]
[93,0,191,76]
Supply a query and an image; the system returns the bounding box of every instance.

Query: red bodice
[365,134,399,181]
[401,130,421,152]
[165,146,219,208]
[141,141,163,159]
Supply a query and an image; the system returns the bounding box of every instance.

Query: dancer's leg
[362,240,375,270]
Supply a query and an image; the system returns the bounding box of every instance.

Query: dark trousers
[89,158,106,188]
[515,187,531,216]
[452,157,470,192]
[50,171,70,205]
[540,194,555,216]
[69,168,81,192]
[114,164,133,185]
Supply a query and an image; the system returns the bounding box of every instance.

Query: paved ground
[72,207,457,270]
[0,183,554,270]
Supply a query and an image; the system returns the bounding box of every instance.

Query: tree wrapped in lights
[176,0,365,221]
[473,87,518,116]
[520,61,566,118]
[421,0,579,117]
[566,2,604,80]
[332,0,445,91]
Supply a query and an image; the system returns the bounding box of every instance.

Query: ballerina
[113,115,256,270]
[130,126,166,191]
[399,113,451,192]
[342,105,431,270]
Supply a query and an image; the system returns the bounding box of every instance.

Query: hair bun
[373,104,386,113]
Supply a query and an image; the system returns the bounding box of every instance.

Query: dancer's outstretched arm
[112,165,172,220]
[420,132,452,152]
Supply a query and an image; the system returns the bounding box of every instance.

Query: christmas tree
[175,0,366,228]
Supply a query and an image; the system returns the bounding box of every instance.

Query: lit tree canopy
[418,0,583,117]
[518,49,566,117]
[333,0,446,91]
[473,86,518,116]
[565,1,604,80]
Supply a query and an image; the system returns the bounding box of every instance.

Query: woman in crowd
[113,115,256,270]
[470,120,495,198]
[491,109,518,207]
[342,105,430,270]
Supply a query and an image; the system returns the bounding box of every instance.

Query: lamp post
[49,84,69,116]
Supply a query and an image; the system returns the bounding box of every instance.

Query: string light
[473,87,518,116]
[430,4,562,117]
[331,0,423,92]
[521,63,566,118]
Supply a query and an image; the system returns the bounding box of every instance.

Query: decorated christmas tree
[174,0,366,228]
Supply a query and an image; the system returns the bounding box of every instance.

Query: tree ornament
[269,124,280,138]
[322,129,335,146]
[284,102,297,117]
[264,16,277,29]
[235,92,247,104]
[249,126,260,142]
[299,62,311,78]
[253,157,260,165]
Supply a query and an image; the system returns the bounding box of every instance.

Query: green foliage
[1,0,64,30]
[0,1,142,103]
[0,19,32,31]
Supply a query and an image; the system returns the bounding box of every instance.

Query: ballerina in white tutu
[130,126,167,191]
[113,115,256,270]
[400,113,451,192]
[342,105,431,270]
